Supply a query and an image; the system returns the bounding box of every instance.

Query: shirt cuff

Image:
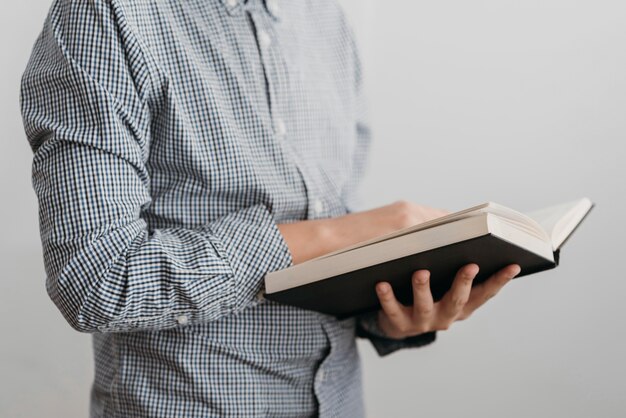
[356,310,437,357]
[203,203,294,311]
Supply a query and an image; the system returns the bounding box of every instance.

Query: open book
[264,198,594,318]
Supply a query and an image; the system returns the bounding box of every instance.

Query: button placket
[313,199,324,216]
[249,12,285,140]
[265,0,280,18]
[250,6,325,223]
[257,30,272,50]
[274,118,286,138]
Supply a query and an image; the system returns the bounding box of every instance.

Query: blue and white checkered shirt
[21,0,436,416]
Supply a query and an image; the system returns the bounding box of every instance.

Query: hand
[364,200,450,232]
[278,200,450,264]
[375,263,522,339]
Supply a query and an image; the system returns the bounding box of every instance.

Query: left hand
[375,263,521,339]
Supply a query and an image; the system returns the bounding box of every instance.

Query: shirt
[20,0,436,416]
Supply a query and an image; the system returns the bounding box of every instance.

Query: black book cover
[265,234,557,318]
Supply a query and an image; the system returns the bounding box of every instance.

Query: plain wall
[1,1,624,417]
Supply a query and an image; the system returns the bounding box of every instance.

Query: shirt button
[258,30,272,50]
[274,118,286,137]
[313,199,324,215]
[266,0,280,17]
[226,0,238,7]
[176,314,189,325]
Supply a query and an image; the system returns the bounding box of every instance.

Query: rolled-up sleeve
[20,1,292,334]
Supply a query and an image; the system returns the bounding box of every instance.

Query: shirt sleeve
[20,0,293,334]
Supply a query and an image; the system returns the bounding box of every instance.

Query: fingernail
[414,273,428,284]
[377,283,389,294]
[465,264,479,276]
[511,265,521,276]
[464,270,477,279]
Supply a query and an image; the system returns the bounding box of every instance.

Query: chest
[124,0,359,225]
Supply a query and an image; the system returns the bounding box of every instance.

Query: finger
[411,270,434,319]
[435,208,450,217]
[461,264,521,318]
[376,282,410,330]
[438,263,479,322]
[427,208,449,220]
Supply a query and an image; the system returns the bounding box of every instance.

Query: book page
[309,201,547,262]
[525,197,593,250]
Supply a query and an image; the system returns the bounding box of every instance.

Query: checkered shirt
[20,0,436,416]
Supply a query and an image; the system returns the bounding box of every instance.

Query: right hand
[278,200,450,264]
[374,263,521,339]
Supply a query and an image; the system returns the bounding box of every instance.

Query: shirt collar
[220,0,281,21]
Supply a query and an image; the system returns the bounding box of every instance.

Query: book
[263,198,594,318]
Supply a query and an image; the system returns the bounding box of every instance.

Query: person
[20,0,521,416]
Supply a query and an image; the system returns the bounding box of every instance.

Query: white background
[1,1,625,417]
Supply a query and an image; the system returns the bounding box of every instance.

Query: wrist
[277,218,340,264]
[376,311,410,340]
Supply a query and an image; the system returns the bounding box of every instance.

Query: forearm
[276,220,335,265]
[277,203,424,265]
[276,213,363,265]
